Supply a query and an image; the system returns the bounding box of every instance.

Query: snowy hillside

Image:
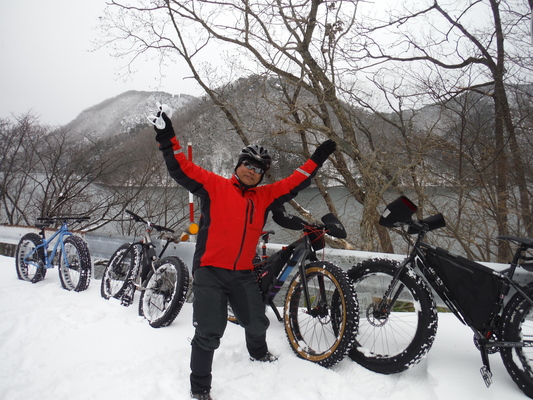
[62,90,196,143]
[0,255,528,400]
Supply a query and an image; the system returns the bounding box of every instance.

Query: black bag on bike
[424,247,506,331]
[256,246,293,297]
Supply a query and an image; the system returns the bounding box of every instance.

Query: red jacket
[158,134,320,272]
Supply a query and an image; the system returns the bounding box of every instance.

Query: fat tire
[500,282,533,398]
[58,235,92,291]
[139,256,189,328]
[15,233,46,282]
[101,243,141,300]
[284,261,359,368]
[347,259,437,374]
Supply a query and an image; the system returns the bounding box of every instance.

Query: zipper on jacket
[234,198,254,269]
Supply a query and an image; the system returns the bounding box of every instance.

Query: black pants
[190,266,270,394]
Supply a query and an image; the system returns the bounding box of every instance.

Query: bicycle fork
[296,254,332,320]
[374,260,411,320]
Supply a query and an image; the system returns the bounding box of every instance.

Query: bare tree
[100,0,398,250]
[100,0,533,260]
[347,0,533,260]
[0,114,46,225]
[0,113,189,233]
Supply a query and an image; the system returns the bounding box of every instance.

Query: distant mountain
[58,78,530,187]
[57,78,316,180]
[62,90,196,144]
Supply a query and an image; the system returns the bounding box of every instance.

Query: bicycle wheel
[139,256,190,328]
[500,282,533,398]
[101,243,141,299]
[347,259,437,374]
[15,233,46,283]
[284,261,359,368]
[58,235,92,291]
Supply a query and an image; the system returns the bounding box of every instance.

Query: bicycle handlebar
[381,197,533,273]
[125,209,174,233]
[378,196,446,236]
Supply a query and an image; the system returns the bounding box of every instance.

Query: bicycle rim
[58,236,91,291]
[140,256,189,328]
[348,259,437,374]
[284,261,358,368]
[101,244,140,299]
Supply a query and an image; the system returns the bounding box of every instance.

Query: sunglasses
[243,160,265,175]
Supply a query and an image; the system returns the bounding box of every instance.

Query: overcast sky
[0,1,202,126]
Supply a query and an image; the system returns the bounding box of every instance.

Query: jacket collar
[232,174,258,192]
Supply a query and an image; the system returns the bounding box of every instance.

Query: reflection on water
[264,186,476,255]
[10,178,484,257]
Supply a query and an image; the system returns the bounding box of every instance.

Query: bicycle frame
[376,202,533,386]
[257,214,345,323]
[133,222,182,283]
[138,228,159,280]
[415,235,533,341]
[114,210,193,306]
[262,236,314,322]
[25,222,74,270]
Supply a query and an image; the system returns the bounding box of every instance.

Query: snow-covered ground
[0,254,527,400]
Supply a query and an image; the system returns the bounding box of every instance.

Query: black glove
[310,139,336,166]
[154,112,174,142]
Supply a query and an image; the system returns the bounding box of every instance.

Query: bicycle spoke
[139,257,189,328]
[284,262,358,367]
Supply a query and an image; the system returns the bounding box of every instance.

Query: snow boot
[250,351,278,362]
[190,391,212,400]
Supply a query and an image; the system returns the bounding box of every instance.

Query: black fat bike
[229,212,359,368]
[101,210,196,328]
[348,196,533,398]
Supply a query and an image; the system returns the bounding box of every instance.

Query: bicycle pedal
[480,366,492,387]
[120,295,134,307]
[120,284,135,307]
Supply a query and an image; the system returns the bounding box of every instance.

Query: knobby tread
[347,258,438,374]
[284,261,359,368]
[15,233,46,283]
[58,235,92,292]
[139,256,190,328]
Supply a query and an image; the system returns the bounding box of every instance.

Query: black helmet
[237,145,272,172]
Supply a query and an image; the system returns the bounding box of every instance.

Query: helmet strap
[233,172,263,189]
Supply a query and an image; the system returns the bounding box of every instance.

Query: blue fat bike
[15,216,92,292]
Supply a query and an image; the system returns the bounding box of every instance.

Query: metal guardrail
[0,225,197,275]
[1,224,521,309]
[0,225,128,259]
[0,224,379,274]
